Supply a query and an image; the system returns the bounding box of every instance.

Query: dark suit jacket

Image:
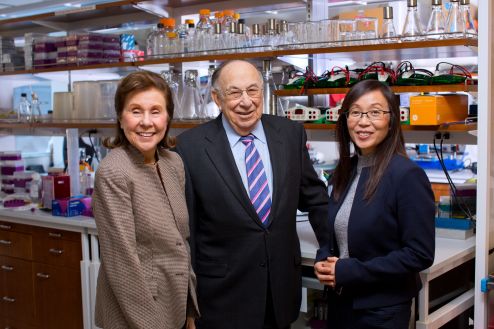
[325,154,435,309]
[175,114,330,329]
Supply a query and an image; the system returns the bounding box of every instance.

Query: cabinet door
[0,256,35,326]
[33,262,83,329]
[0,230,32,259]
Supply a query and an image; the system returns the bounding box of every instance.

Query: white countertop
[0,208,96,233]
[296,219,476,274]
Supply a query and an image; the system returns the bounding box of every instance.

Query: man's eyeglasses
[219,87,262,100]
[345,109,391,121]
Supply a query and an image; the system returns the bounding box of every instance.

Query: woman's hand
[314,257,339,287]
[186,316,196,329]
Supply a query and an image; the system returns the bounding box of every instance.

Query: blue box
[52,197,84,217]
[435,217,473,230]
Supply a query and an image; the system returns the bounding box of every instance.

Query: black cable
[440,137,475,220]
[433,134,475,221]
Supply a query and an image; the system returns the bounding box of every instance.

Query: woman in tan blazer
[92,70,199,329]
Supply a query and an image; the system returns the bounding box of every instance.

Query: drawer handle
[49,248,64,255]
[36,272,50,279]
[1,265,13,271]
[0,224,11,230]
[48,232,62,238]
[0,240,11,246]
[2,296,15,303]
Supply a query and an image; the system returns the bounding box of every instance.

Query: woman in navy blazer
[315,80,435,329]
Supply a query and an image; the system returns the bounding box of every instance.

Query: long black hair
[332,80,406,201]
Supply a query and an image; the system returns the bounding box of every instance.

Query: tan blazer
[93,145,199,329]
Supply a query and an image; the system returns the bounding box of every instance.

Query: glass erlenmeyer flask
[181,70,201,119]
[460,0,477,38]
[402,0,423,42]
[201,65,220,119]
[160,70,182,119]
[381,6,398,43]
[445,0,463,38]
[426,0,446,39]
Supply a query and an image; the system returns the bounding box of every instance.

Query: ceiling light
[327,1,367,7]
[265,10,278,15]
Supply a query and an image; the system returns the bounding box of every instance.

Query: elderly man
[175,60,329,329]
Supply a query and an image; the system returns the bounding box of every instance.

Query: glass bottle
[381,6,398,43]
[196,9,212,53]
[161,70,182,118]
[222,10,235,34]
[460,0,477,37]
[402,0,423,42]
[31,92,42,122]
[146,23,159,57]
[211,23,225,53]
[237,22,250,50]
[153,23,166,56]
[181,70,202,119]
[250,24,264,51]
[201,65,220,119]
[426,0,446,39]
[445,0,463,38]
[18,92,31,122]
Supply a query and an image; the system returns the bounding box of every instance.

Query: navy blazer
[325,154,435,309]
[175,114,330,329]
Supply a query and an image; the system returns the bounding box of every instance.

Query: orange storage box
[409,94,468,125]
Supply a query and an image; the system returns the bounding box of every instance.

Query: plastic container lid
[223,10,234,17]
[199,9,210,15]
[215,11,224,18]
[234,13,240,20]
[185,19,195,24]
[160,17,176,27]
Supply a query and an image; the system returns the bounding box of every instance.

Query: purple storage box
[0,152,21,161]
[1,165,24,176]
[78,33,103,42]
[78,40,103,50]
[77,49,102,58]
[102,34,120,43]
[81,196,93,217]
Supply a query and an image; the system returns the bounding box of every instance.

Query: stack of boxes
[31,32,121,69]
[0,152,28,195]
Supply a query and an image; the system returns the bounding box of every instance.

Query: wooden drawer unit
[0,221,33,234]
[0,256,35,325]
[0,230,32,260]
[32,228,82,270]
[33,262,83,329]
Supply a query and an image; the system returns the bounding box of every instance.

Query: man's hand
[186,316,196,329]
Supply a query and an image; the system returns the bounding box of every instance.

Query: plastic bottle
[460,0,477,37]
[445,0,463,38]
[159,18,176,55]
[402,0,423,42]
[381,6,398,43]
[426,0,446,39]
[31,92,42,122]
[18,92,31,122]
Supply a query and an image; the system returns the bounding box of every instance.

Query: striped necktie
[240,134,272,225]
